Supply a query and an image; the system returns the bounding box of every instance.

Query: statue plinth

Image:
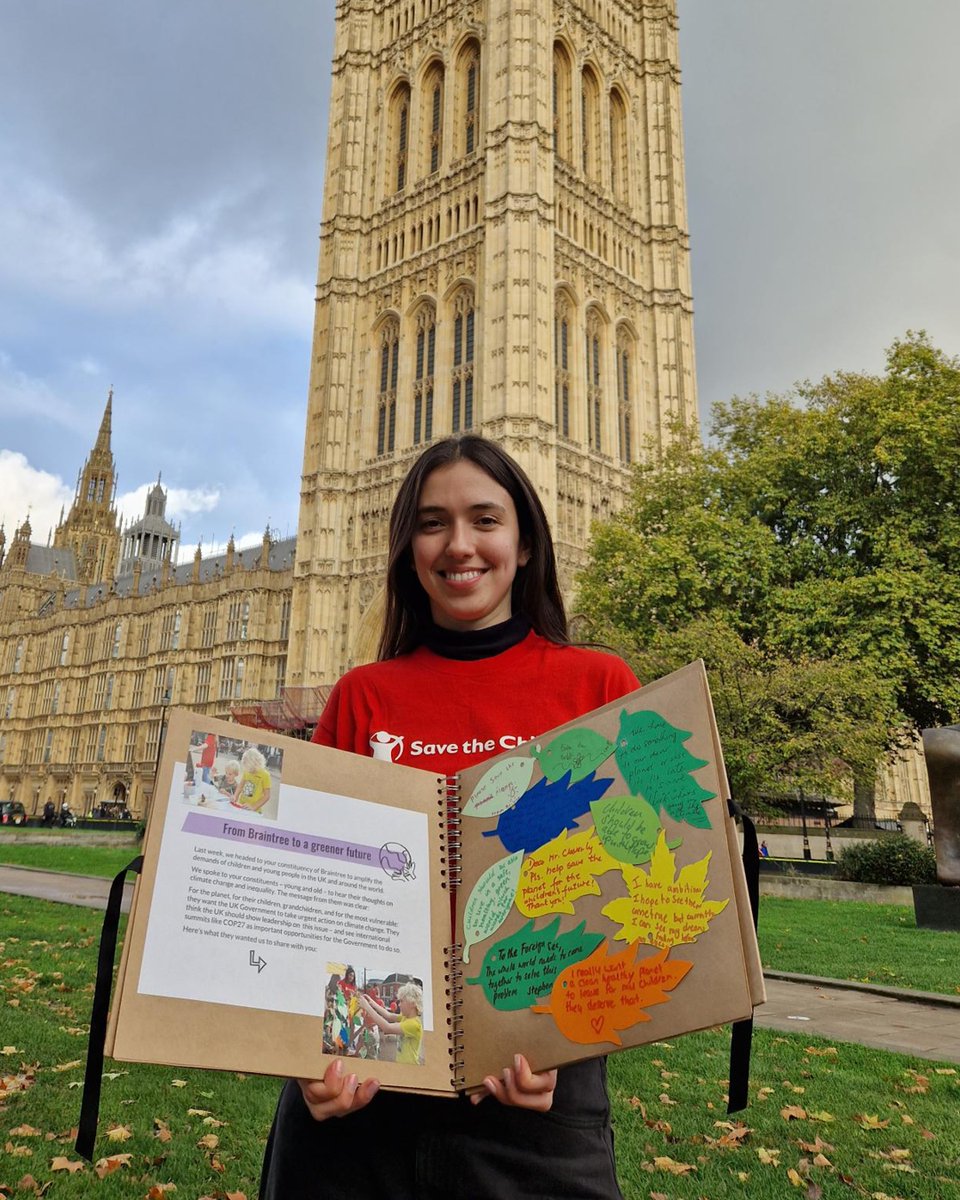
[914,725,960,930]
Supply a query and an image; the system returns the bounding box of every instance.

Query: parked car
[0,801,28,826]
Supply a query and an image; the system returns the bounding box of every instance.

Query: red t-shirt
[311,630,640,774]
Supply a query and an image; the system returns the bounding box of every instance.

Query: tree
[579,333,960,816]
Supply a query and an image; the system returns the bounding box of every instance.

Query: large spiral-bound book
[107,661,764,1094]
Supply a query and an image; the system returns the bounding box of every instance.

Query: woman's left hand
[471,1054,557,1112]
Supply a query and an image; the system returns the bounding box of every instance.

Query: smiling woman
[259,434,641,1200]
[411,459,530,632]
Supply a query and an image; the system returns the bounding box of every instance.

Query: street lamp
[147,688,171,824]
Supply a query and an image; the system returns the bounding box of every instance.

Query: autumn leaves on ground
[2,894,959,1199]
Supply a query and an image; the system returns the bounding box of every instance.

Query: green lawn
[0,842,140,879]
[1,896,959,1198]
[758,897,960,996]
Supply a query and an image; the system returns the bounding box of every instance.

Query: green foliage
[835,835,938,887]
[579,333,960,812]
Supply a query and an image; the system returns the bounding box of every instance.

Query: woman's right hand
[296,1058,380,1121]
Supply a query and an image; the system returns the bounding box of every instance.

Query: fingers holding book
[297,1058,381,1121]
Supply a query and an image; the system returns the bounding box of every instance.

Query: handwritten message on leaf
[516,828,619,918]
[482,770,613,853]
[602,830,728,949]
[614,709,715,828]
[465,918,604,1011]
[532,943,692,1045]
[531,728,615,783]
[591,792,681,865]
[463,756,536,819]
[461,851,524,964]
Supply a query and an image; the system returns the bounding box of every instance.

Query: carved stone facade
[288,0,697,684]
[0,401,295,819]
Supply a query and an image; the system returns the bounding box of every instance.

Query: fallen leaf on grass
[8,1125,41,1137]
[804,1046,838,1057]
[94,1153,133,1178]
[781,1105,807,1121]
[853,1114,890,1130]
[657,1094,677,1107]
[787,1167,805,1187]
[934,1068,956,1076]
[50,1060,82,1073]
[106,1124,132,1142]
[806,1110,835,1122]
[4,1142,32,1156]
[1,1047,21,1056]
[757,1148,781,1166]
[145,1186,177,1197]
[187,1108,211,1117]
[197,1134,220,1150]
[50,1157,85,1173]
[202,1117,227,1128]
[170,1079,188,1088]
[153,1118,172,1143]
[652,1156,695,1175]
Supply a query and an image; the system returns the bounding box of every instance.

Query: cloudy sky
[2,1,959,558]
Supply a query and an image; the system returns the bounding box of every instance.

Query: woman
[260,435,638,1199]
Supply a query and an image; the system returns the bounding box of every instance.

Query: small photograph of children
[322,964,424,1066]
[182,730,283,821]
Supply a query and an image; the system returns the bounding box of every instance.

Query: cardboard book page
[454,660,763,1089]
[108,710,457,1097]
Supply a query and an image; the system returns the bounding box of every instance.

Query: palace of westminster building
[0,1,929,822]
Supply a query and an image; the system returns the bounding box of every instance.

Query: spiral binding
[444,773,462,888]
[445,942,466,1088]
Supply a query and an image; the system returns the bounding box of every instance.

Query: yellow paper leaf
[602,832,728,949]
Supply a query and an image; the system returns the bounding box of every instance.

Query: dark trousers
[260,1062,624,1200]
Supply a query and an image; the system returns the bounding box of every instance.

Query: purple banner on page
[180,811,380,867]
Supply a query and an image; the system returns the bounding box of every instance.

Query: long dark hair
[378,436,568,659]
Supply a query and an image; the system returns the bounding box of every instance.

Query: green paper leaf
[463,757,536,818]
[461,850,524,964]
[465,917,604,1011]
[590,793,680,865]
[531,727,615,783]
[614,709,715,828]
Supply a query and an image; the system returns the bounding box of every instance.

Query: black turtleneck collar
[422,614,531,661]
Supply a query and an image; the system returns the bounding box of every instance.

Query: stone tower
[289,0,696,684]
[53,390,120,584]
[118,477,180,577]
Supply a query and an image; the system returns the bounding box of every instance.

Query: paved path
[2,865,959,1066]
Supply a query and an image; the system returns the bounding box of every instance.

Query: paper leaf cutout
[614,709,716,828]
[532,943,692,1045]
[602,830,729,949]
[481,770,613,853]
[531,728,615,783]
[463,757,536,819]
[516,828,618,918]
[465,917,604,1011]
[590,793,681,865]
[461,850,524,964]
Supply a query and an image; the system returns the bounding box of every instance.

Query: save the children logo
[369,730,404,762]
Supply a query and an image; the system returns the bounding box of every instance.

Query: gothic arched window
[609,88,629,203]
[458,42,481,157]
[423,63,444,176]
[451,291,475,432]
[413,305,436,445]
[554,295,572,438]
[581,66,601,180]
[585,309,604,452]
[616,327,635,465]
[377,319,400,455]
[553,43,573,162]
[390,84,412,192]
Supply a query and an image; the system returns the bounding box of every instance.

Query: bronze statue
[922,725,960,886]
